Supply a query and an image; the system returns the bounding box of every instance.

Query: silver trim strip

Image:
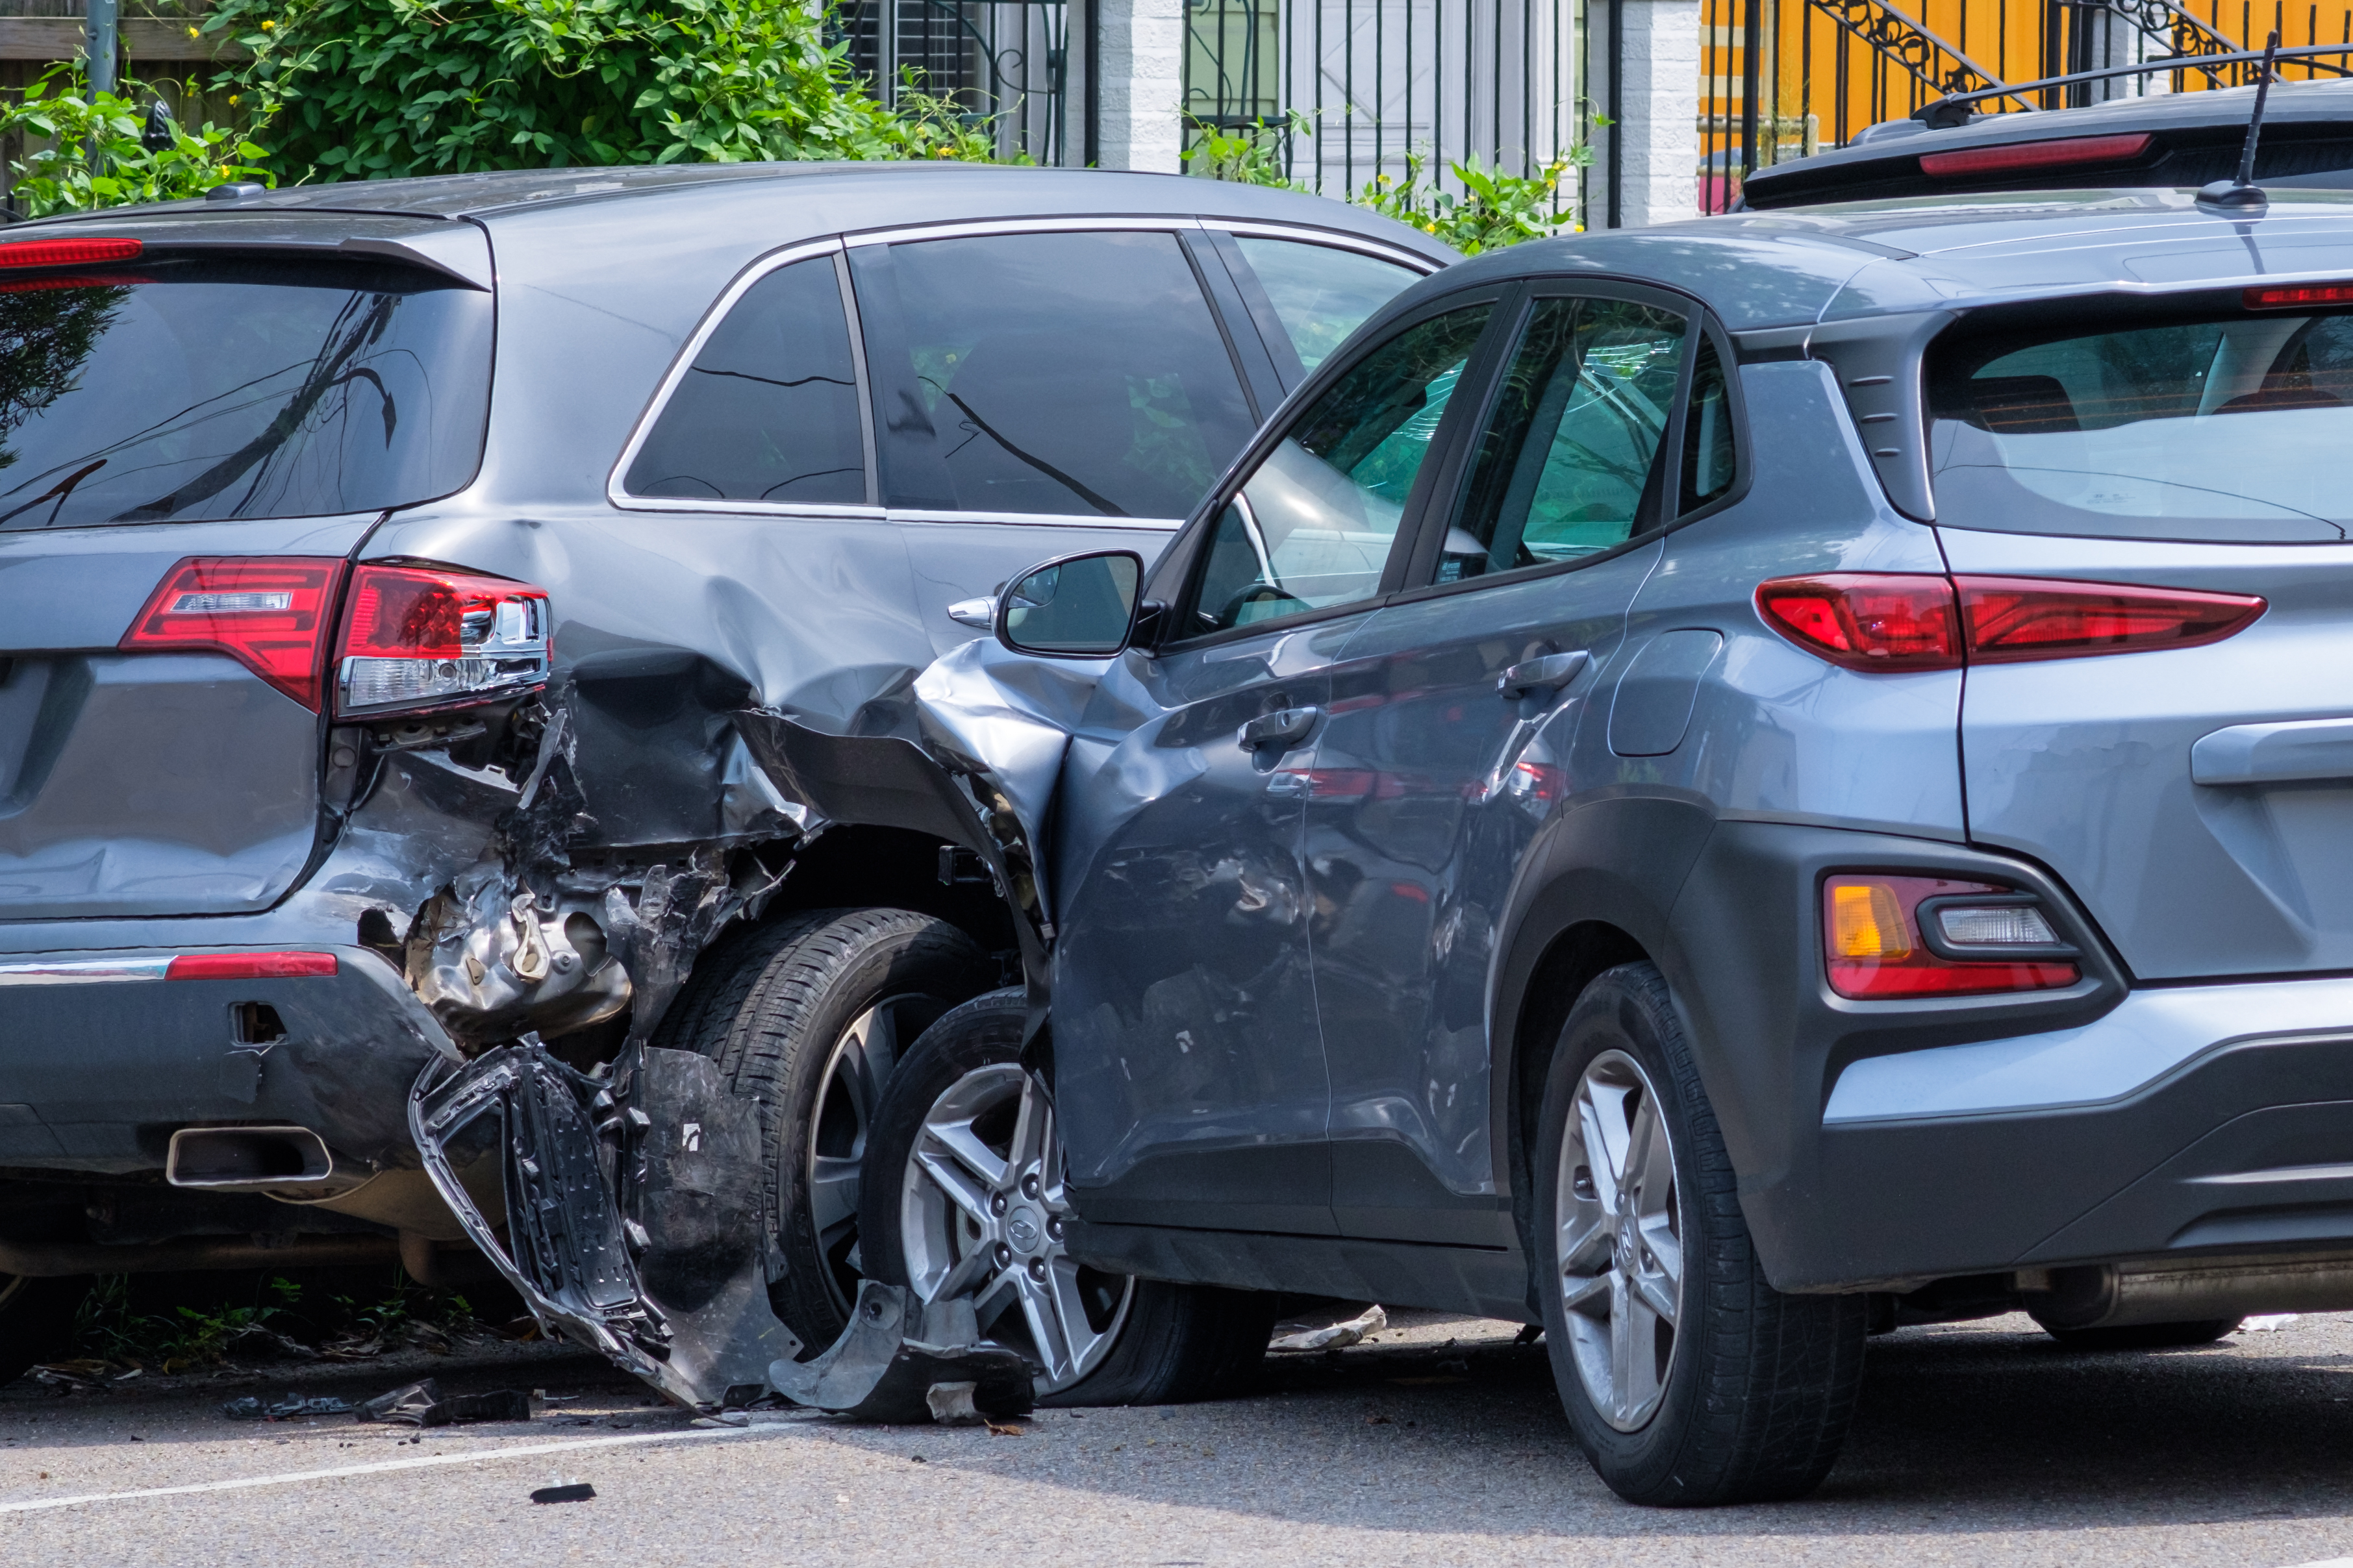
[0,957,172,986]
[1199,220,1446,273]
[886,509,1183,531]
[844,216,1202,247]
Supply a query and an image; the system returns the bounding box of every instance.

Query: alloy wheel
[805,995,947,1322]
[898,1062,1134,1393]
[1557,1048,1684,1432]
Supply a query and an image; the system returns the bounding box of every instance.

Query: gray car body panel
[870,192,2353,1314]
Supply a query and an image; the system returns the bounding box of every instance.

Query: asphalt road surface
[8,1307,2353,1567]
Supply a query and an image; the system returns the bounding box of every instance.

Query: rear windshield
[0,256,491,532]
[1926,310,2353,543]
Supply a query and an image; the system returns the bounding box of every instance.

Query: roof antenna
[2200,30,2282,211]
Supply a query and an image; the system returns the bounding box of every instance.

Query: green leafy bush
[0,66,270,218]
[1185,112,1587,254]
[205,0,1000,182]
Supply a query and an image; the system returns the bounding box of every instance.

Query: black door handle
[1238,705,1320,752]
[1497,650,1589,699]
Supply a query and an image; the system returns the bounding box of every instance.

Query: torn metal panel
[410,1038,800,1410]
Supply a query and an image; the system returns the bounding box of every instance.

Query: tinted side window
[857,230,1256,519]
[1680,332,1737,510]
[1437,296,1687,584]
[1183,305,1492,637]
[0,258,491,532]
[1229,236,1423,380]
[623,256,866,506]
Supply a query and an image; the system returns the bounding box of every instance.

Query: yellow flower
[227,93,240,105]
[259,18,274,28]
[185,24,199,36]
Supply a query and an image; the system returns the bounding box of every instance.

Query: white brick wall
[1096,0,1187,173]
[1617,0,1700,225]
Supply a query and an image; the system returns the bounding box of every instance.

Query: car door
[1049,295,1505,1235]
[1300,286,1736,1241]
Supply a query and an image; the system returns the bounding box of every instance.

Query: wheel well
[764,825,1020,962]
[1507,920,1650,1211]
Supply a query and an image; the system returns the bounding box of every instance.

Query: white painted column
[1615,0,1700,225]
[1095,0,1187,171]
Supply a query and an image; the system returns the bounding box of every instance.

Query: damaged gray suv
[0,166,1444,1384]
[781,186,2353,1502]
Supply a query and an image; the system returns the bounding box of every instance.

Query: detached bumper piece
[769,1280,1034,1423]
[409,1039,800,1412]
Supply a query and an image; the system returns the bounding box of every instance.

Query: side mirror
[995,550,1143,658]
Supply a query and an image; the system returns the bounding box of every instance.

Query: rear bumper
[0,942,455,1173]
[1668,820,2353,1291]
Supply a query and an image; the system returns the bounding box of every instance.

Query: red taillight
[1759,573,2266,670]
[0,237,141,269]
[120,557,346,710]
[1824,876,2078,999]
[334,562,551,718]
[1919,132,2152,179]
[2246,281,2353,310]
[1957,576,2266,662]
[1755,575,1961,671]
[165,951,338,980]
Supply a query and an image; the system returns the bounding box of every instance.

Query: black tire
[2034,1317,2242,1350]
[861,989,1276,1406]
[1535,962,1868,1506]
[667,907,994,1356]
[0,1275,88,1384]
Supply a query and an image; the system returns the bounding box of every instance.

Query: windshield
[0,256,492,532]
[1926,310,2353,543]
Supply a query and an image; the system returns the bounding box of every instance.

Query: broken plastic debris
[925,1382,986,1426]
[1270,1304,1387,1352]
[354,1378,531,1426]
[2243,1313,2301,1332]
[531,1483,596,1504]
[770,1281,1035,1425]
[221,1394,353,1421]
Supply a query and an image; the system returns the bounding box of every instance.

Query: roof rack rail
[1914,40,2353,129]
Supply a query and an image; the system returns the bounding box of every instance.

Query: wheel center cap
[1615,1230,1638,1275]
[1005,1206,1043,1254]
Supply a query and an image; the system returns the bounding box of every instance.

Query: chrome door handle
[1497,650,1589,698]
[1238,705,1320,752]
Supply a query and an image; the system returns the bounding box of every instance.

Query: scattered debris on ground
[355,1378,532,1426]
[530,1482,596,1504]
[220,1395,354,1421]
[1271,1304,1387,1352]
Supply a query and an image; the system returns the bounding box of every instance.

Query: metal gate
[1696,0,2353,212]
[841,0,1070,164]
[1183,0,1581,193]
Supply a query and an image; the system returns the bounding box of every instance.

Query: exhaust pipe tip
[166,1125,368,1196]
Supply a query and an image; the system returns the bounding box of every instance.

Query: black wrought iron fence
[840,0,1070,164]
[1182,0,1579,195]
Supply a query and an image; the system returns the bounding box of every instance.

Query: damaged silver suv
[0,166,1446,1386]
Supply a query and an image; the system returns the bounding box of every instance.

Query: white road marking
[0,1422,784,1515]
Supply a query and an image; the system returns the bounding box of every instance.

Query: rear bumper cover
[1668,820,2353,1291]
[0,942,454,1173]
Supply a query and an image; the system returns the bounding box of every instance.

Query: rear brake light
[0,237,141,269]
[120,557,345,710]
[2247,281,2353,309]
[1919,132,2152,179]
[1824,875,2078,998]
[1759,573,2265,670]
[1957,575,2265,662]
[334,562,551,718]
[165,952,337,980]
[1755,575,1961,671]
